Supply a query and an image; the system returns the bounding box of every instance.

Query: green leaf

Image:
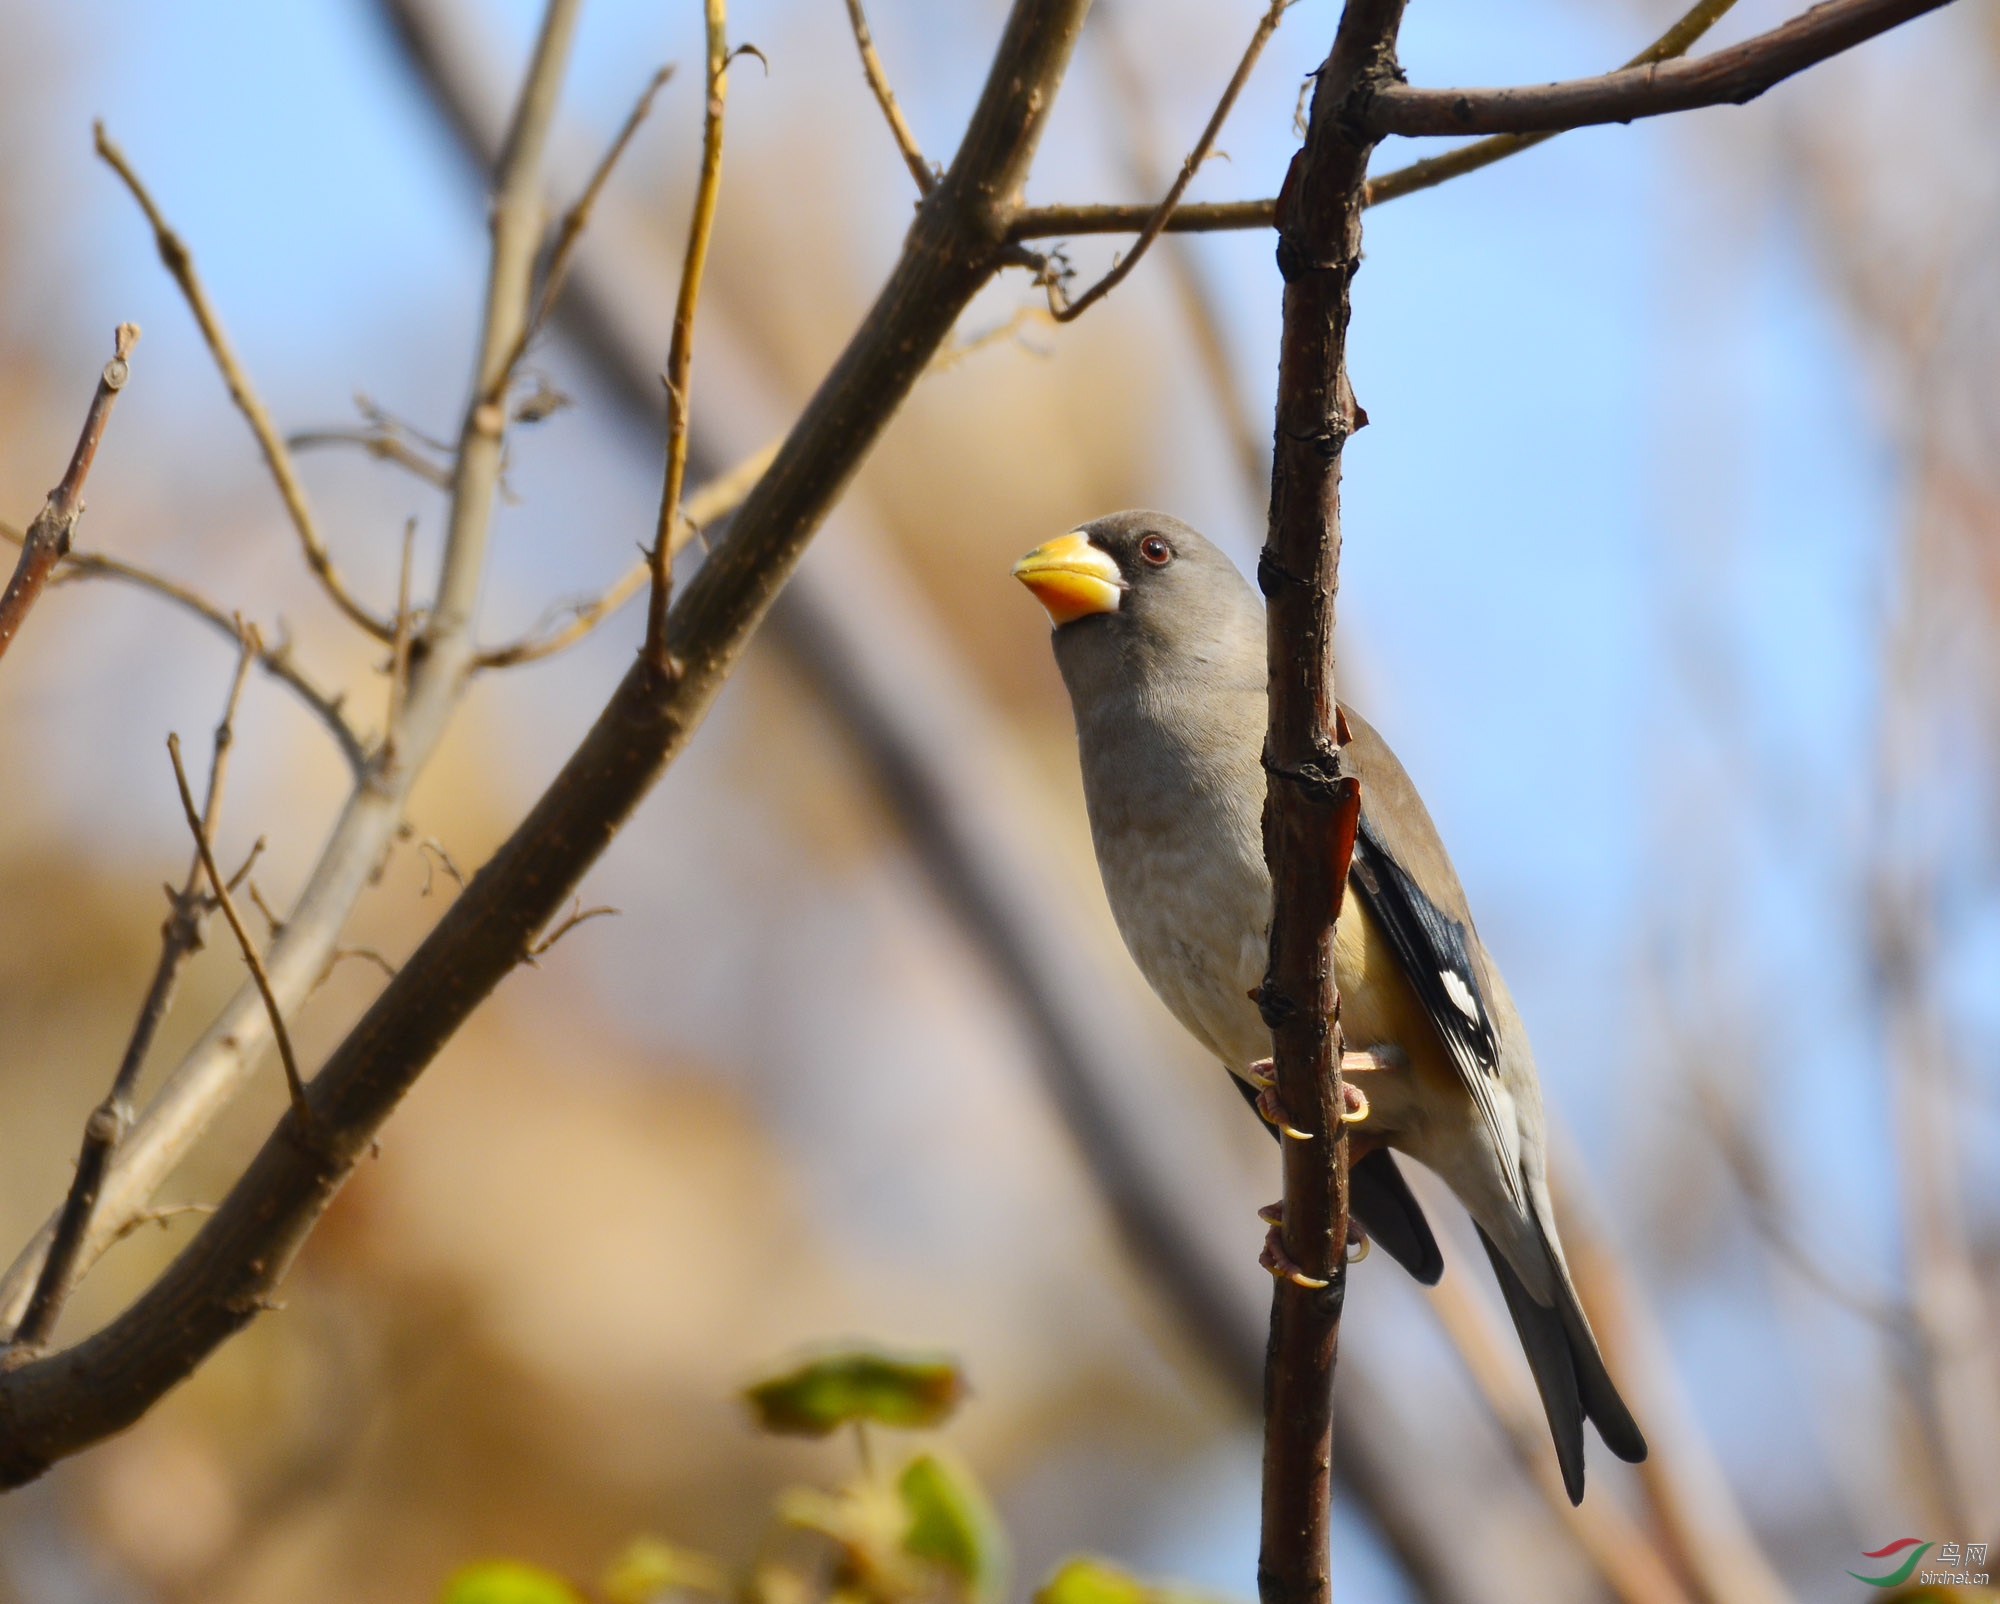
[744,1348,966,1437]
[898,1452,1007,1601]
[601,1537,730,1604]
[1034,1558,1152,1604]
[1033,1555,1234,1604]
[439,1560,584,1604]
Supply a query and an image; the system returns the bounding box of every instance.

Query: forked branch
[843,0,934,193]
[94,125,395,642]
[1368,0,1955,138]
[2,630,255,1359]
[1046,0,1295,322]
[0,324,139,666]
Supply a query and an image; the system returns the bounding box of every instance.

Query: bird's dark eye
[1138,535,1172,566]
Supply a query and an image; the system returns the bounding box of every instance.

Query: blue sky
[14,0,1966,1596]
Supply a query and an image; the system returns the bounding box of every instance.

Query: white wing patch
[1441,968,1480,1021]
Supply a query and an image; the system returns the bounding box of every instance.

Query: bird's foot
[1256,1084,1312,1141]
[1245,1060,1370,1137]
[1258,1202,1371,1275]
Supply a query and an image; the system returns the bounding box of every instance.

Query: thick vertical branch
[0,324,139,665]
[1256,7,1406,1604]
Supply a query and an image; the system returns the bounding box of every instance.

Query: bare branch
[285,427,454,490]
[498,64,676,393]
[475,437,777,669]
[384,519,418,763]
[94,125,395,642]
[0,0,1093,1488]
[0,0,580,1343]
[0,324,139,666]
[1369,0,1956,140]
[1047,0,1296,322]
[1011,0,1752,239]
[523,898,619,964]
[17,535,369,772]
[843,0,934,193]
[1255,9,1409,1604]
[1,630,253,1357]
[1361,0,1741,207]
[168,731,310,1125]
[1011,197,1276,239]
[646,0,731,666]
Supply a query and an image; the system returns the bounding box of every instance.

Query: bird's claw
[1259,1200,1371,1269]
[1255,1084,1313,1141]
[1248,1066,1368,1135]
[1259,1221,1329,1289]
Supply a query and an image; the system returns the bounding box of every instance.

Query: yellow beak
[1012,532,1124,625]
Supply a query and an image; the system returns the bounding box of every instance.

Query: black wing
[1348,813,1524,1209]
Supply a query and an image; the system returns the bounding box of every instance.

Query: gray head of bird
[1011,510,1263,686]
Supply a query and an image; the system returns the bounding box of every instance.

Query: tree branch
[0,631,255,1361]
[844,0,934,193]
[0,0,1092,1488]
[474,437,776,669]
[0,324,139,666]
[1008,0,1753,239]
[168,728,311,1124]
[0,0,578,1343]
[1360,0,1742,207]
[647,0,730,666]
[500,63,675,397]
[1047,0,1295,321]
[0,531,370,771]
[1255,7,1406,1604]
[94,125,396,642]
[1369,0,1956,139]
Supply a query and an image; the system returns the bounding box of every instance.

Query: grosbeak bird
[1013,510,1645,1503]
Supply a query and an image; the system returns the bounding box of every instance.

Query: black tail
[1350,1149,1444,1285]
[1476,1224,1647,1504]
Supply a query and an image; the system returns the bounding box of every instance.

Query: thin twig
[167,733,311,1125]
[1362,0,1741,207]
[0,324,140,666]
[384,519,418,764]
[94,124,394,642]
[523,898,619,964]
[0,524,368,772]
[1369,0,1954,139]
[1010,197,1276,239]
[285,428,455,490]
[843,0,933,192]
[1011,0,1748,239]
[417,838,466,896]
[475,437,776,668]
[1095,1,1268,501]
[1047,0,1296,322]
[647,0,731,667]
[496,64,676,396]
[2,629,254,1356]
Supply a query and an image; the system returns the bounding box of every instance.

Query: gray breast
[1071,670,1274,1068]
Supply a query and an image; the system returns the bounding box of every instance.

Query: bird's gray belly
[1093,819,1272,1069]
